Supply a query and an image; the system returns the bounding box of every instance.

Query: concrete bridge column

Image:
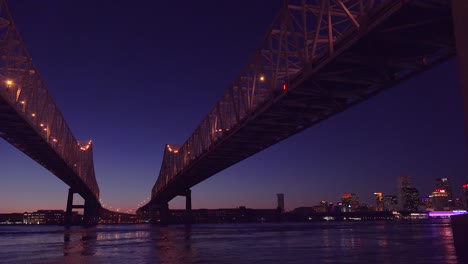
[83,199,100,226]
[65,189,100,226]
[150,202,170,224]
[452,0,468,145]
[64,188,75,227]
[184,189,192,224]
[451,2,468,262]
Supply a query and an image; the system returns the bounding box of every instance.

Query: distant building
[436,178,453,201]
[397,176,411,189]
[397,176,411,210]
[334,202,345,213]
[24,210,65,225]
[342,193,359,211]
[0,213,24,224]
[292,207,315,216]
[383,195,398,211]
[401,187,420,211]
[277,193,284,213]
[319,200,330,213]
[453,197,464,210]
[432,189,450,211]
[374,192,384,211]
[422,196,434,211]
[462,182,468,209]
[311,201,330,213]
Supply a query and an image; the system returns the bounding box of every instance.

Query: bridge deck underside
[154,1,455,203]
[0,97,95,200]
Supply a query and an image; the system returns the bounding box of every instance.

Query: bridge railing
[152,0,388,198]
[0,1,99,199]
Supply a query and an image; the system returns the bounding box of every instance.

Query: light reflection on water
[0,220,463,263]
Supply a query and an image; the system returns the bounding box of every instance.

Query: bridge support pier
[65,188,75,227]
[452,0,468,145]
[451,1,468,259]
[150,202,170,225]
[83,199,100,226]
[65,188,100,226]
[183,189,192,224]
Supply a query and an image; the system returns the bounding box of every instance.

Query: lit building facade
[23,210,65,225]
[432,189,449,211]
[435,178,452,201]
[383,195,398,211]
[374,192,384,211]
[312,201,330,213]
[342,193,359,211]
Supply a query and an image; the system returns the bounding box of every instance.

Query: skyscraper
[383,195,398,211]
[342,193,359,211]
[374,192,384,211]
[277,193,284,213]
[397,176,411,189]
[432,188,449,211]
[397,176,411,210]
[436,178,453,201]
[402,187,420,211]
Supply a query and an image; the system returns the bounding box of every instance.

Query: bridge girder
[147,0,456,205]
[0,0,100,204]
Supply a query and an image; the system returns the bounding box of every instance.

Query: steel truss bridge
[144,0,467,216]
[0,0,100,225]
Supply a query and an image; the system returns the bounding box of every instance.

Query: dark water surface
[0,220,462,263]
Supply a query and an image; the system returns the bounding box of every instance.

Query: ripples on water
[0,220,462,263]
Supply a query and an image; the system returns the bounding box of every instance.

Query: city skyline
[1,0,468,213]
[3,174,467,214]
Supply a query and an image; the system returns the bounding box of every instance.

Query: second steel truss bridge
[142,0,467,220]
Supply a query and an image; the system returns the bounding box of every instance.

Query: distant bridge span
[142,0,467,216]
[0,0,100,225]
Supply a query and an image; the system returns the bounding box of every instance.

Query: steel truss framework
[0,1,99,201]
[150,0,455,205]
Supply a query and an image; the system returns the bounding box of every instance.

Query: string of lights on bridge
[4,79,93,151]
[97,196,150,215]
[5,73,285,156]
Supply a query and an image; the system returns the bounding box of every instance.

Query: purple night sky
[1,0,467,213]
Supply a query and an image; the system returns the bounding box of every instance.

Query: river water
[0,220,463,263]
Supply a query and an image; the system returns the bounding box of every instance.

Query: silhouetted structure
[462,182,468,209]
[374,192,384,211]
[383,195,398,211]
[436,178,453,201]
[397,176,411,210]
[0,213,23,224]
[452,214,468,263]
[342,193,359,211]
[401,187,420,212]
[277,193,285,213]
